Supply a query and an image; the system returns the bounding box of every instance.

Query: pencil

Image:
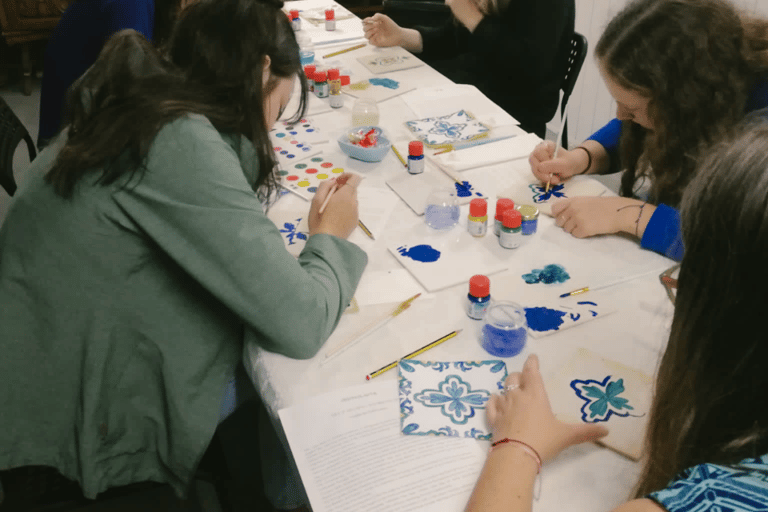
[433,147,452,156]
[365,329,462,380]
[391,145,407,167]
[322,43,366,59]
[324,293,421,360]
[357,219,375,240]
[546,109,569,193]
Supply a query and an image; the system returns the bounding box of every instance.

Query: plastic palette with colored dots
[272,118,328,145]
[279,156,345,200]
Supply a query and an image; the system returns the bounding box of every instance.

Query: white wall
[556,0,768,146]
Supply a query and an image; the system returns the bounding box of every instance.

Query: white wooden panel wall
[550,0,768,147]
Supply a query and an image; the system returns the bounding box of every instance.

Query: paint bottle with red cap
[467,198,488,237]
[467,274,491,320]
[328,69,343,108]
[408,141,424,174]
[314,70,328,98]
[499,209,523,249]
[325,9,335,31]
[494,198,515,236]
[290,9,301,31]
[304,64,316,93]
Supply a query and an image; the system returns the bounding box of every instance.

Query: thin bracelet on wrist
[490,438,542,473]
[574,146,592,175]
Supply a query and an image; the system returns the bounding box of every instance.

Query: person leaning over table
[467,119,768,512]
[0,0,366,501]
[529,0,768,262]
[362,0,574,139]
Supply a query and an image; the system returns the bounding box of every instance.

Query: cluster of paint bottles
[493,198,538,249]
[304,65,349,106]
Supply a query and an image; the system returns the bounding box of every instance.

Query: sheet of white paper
[386,165,486,216]
[279,380,487,512]
[354,269,425,306]
[357,47,424,74]
[401,84,519,127]
[430,132,541,172]
[347,186,400,249]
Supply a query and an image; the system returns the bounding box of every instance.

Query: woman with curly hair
[468,119,768,511]
[529,0,768,261]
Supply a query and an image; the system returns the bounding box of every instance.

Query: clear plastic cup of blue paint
[480,301,527,357]
[425,187,460,230]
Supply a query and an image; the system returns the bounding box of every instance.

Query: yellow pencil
[322,43,366,59]
[391,145,407,167]
[433,147,453,156]
[365,329,462,380]
[357,219,375,240]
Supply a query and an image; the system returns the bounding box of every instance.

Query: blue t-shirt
[649,455,768,512]
[586,78,768,262]
[38,0,155,145]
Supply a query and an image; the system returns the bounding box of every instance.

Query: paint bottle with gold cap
[517,205,539,235]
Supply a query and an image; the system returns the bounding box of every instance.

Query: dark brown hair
[596,0,768,207]
[635,119,768,496]
[46,0,307,202]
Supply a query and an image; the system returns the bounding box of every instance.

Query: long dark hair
[595,0,768,207]
[635,120,768,496]
[46,0,307,202]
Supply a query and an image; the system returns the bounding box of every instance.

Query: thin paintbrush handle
[546,108,569,193]
[318,174,351,214]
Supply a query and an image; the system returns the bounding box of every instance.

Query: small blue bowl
[337,126,392,163]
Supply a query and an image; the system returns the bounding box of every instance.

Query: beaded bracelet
[574,146,592,175]
[490,438,542,474]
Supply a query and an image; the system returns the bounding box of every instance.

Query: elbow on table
[256,312,334,360]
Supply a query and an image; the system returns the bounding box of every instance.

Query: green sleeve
[112,115,368,359]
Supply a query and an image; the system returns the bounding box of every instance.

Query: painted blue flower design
[522,264,570,284]
[413,374,490,425]
[529,183,567,203]
[570,375,635,423]
[428,120,467,140]
[429,362,451,372]
[279,218,308,245]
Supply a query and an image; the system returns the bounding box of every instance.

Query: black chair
[559,32,588,149]
[0,96,36,197]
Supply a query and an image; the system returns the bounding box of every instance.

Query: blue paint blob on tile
[524,307,567,332]
[369,77,400,89]
[397,244,441,262]
[522,264,570,285]
[455,181,474,197]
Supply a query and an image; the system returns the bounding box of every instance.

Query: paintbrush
[318,174,352,214]
[546,109,569,193]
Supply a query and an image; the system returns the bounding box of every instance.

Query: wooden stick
[322,43,366,58]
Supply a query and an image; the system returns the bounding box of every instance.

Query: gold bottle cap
[516,204,539,220]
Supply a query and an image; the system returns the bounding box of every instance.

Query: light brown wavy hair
[595,0,768,207]
[634,119,768,497]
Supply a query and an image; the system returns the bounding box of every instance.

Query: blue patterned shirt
[648,455,768,512]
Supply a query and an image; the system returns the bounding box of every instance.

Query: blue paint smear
[524,307,566,332]
[522,264,570,284]
[397,244,441,262]
[455,181,475,197]
[577,301,597,306]
[369,77,400,89]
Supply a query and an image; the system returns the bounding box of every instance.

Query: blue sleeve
[586,118,622,174]
[103,0,155,42]
[640,203,684,262]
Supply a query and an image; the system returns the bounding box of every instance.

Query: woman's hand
[308,174,361,240]
[445,0,484,32]
[363,14,404,47]
[529,141,588,186]
[487,355,608,464]
[551,196,654,239]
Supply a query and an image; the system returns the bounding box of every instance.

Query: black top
[416,0,575,137]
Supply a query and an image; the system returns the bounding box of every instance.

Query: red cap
[469,275,490,298]
[325,9,335,20]
[408,140,423,156]
[304,65,316,79]
[502,209,522,229]
[469,198,487,217]
[340,75,351,86]
[327,68,340,80]
[314,70,327,82]
[290,9,299,19]
[495,198,515,221]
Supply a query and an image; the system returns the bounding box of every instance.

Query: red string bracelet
[490,438,542,474]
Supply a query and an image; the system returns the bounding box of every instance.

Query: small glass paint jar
[328,69,343,108]
[407,141,424,175]
[351,98,379,126]
[517,205,539,236]
[480,301,527,357]
[325,9,335,31]
[297,33,314,66]
[314,71,328,98]
[467,274,491,320]
[425,186,460,230]
[303,64,316,93]
[290,9,301,31]
[499,210,523,249]
[494,198,515,236]
[467,198,488,237]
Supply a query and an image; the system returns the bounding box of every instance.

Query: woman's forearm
[399,27,424,53]
[465,446,538,512]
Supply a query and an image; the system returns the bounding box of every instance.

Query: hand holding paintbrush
[309,173,361,240]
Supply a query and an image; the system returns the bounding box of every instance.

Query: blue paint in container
[480,301,528,357]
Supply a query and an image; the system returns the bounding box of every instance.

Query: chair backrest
[559,32,588,148]
[0,96,37,197]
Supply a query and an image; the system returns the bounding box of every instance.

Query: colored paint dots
[306,168,318,174]
[332,168,344,173]
[321,162,333,168]
[286,175,299,181]
[276,133,285,138]
[278,170,289,176]
[311,157,323,162]
[307,187,318,193]
[317,174,328,179]
[295,163,307,169]
[298,180,310,187]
